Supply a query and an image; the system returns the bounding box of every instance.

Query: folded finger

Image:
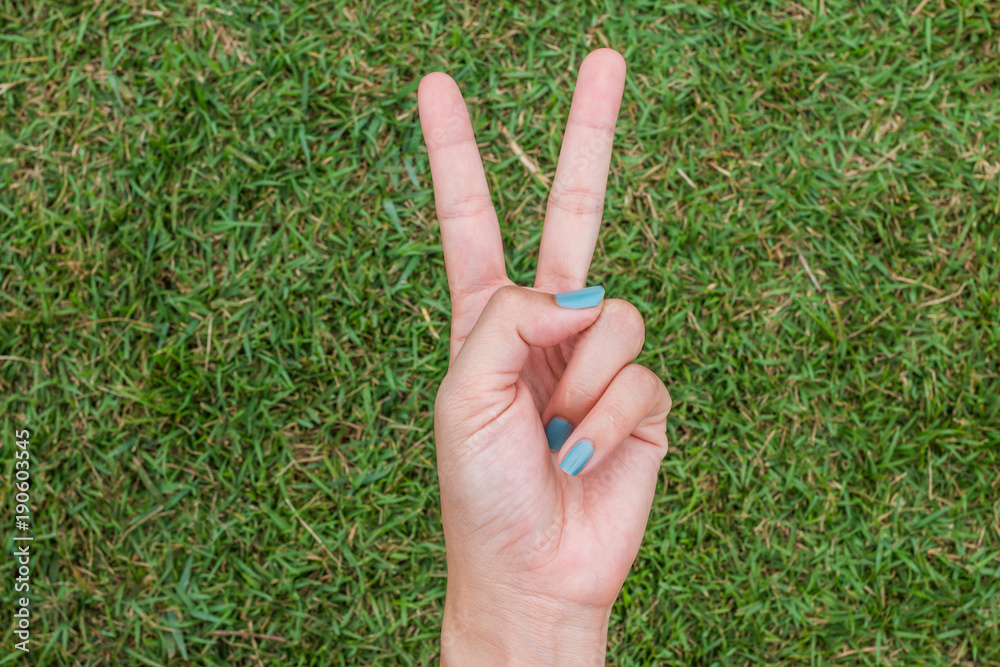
[556,364,671,477]
[540,299,645,451]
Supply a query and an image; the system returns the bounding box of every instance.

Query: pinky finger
[556,364,671,477]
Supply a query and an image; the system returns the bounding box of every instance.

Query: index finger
[417,73,508,353]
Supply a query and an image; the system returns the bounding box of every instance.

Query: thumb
[448,285,605,392]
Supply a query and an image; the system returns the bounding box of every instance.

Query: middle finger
[534,49,626,294]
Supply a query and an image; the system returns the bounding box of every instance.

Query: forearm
[441,581,611,666]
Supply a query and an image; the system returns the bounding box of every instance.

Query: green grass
[1,0,999,664]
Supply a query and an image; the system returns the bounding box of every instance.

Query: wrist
[441,580,611,666]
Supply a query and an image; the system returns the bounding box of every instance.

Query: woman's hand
[418,49,671,665]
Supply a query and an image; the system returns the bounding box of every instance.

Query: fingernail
[554,285,605,309]
[544,417,573,452]
[559,440,594,476]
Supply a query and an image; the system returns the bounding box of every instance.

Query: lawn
[1,0,999,664]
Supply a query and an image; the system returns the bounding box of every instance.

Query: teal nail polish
[545,417,573,452]
[560,440,594,476]
[555,285,605,309]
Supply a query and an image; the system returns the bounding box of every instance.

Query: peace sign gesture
[418,49,671,664]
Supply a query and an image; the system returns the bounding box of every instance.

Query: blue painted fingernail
[554,285,605,309]
[545,417,573,452]
[559,440,594,476]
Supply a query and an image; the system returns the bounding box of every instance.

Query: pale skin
[417,49,672,665]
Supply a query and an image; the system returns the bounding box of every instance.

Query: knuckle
[435,193,495,221]
[535,266,581,293]
[622,363,669,408]
[602,299,645,353]
[488,284,522,310]
[626,364,672,420]
[561,378,602,409]
[603,404,632,435]
[621,363,656,390]
[547,185,605,217]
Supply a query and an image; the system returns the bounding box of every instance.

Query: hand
[418,49,672,665]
